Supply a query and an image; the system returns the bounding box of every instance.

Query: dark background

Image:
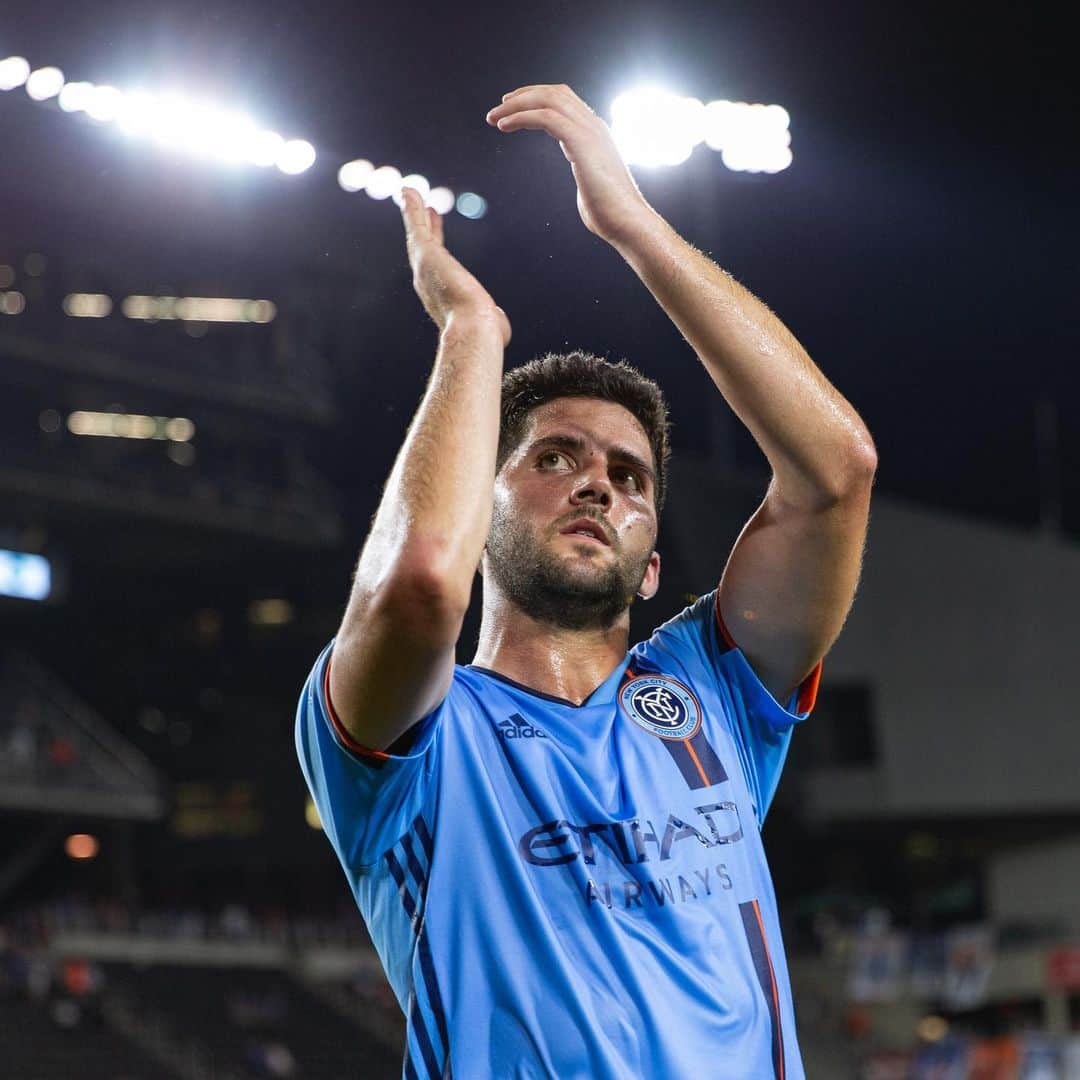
[1,0,1075,918]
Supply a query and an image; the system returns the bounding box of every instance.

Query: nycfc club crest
[619,675,702,740]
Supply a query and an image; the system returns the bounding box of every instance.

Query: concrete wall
[664,458,1080,818]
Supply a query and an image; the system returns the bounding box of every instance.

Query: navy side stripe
[408,983,442,1080]
[415,814,434,863]
[388,816,450,1079]
[739,899,784,1079]
[385,849,417,920]
[401,832,428,903]
[418,922,450,1060]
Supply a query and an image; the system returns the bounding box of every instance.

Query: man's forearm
[350,311,504,615]
[611,209,876,507]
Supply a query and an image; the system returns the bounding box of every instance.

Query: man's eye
[538,451,570,469]
[614,469,641,492]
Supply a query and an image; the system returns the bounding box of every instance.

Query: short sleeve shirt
[295,591,821,1079]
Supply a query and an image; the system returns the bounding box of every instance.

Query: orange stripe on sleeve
[714,592,822,716]
[713,591,740,650]
[795,660,822,716]
[322,650,391,762]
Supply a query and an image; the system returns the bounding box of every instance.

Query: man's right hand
[400,186,512,347]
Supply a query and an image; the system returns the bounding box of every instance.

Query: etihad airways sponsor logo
[518,803,743,868]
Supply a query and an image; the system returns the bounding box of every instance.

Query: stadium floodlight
[0,56,31,92]
[119,294,276,323]
[337,158,373,193]
[427,187,455,215]
[0,548,52,601]
[67,410,196,442]
[4,54,317,174]
[86,84,125,122]
[610,86,793,174]
[392,173,431,208]
[0,291,26,315]
[276,138,316,175]
[5,51,478,205]
[456,192,487,220]
[365,165,403,200]
[241,128,285,168]
[610,87,704,168]
[57,80,94,112]
[702,98,792,173]
[63,293,113,318]
[25,66,64,101]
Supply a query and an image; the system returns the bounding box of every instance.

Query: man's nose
[570,467,613,507]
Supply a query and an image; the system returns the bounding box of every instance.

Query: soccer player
[297,84,875,1078]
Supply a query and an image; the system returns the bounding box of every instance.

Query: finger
[492,107,579,145]
[488,86,587,126]
[500,83,573,103]
[399,187,429,237]
[427,206,444,245]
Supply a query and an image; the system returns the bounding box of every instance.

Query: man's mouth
[559,519,611,545]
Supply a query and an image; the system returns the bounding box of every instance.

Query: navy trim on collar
[465,664,614,709]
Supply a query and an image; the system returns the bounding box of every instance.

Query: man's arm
[487,85,876,705]
[611,211,875,704]
[328,190,510,751]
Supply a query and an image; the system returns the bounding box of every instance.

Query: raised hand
[486,84,654,246]
[399,187,512,346]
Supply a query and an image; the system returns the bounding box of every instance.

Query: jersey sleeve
[294,640,443,872]
[633,590,822,828]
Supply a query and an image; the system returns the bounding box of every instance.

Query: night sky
[3,0,1075,540]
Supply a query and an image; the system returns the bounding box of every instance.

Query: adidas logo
[496,713,548,740]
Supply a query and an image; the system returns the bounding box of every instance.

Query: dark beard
[485,507,651,631]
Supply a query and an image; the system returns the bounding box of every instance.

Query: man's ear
[636,551,661,600]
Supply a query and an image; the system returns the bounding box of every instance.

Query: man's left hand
[487,84,653,246]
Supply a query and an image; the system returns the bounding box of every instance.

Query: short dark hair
[497,350,671,514]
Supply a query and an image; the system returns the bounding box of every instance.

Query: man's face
[485,396,661,631]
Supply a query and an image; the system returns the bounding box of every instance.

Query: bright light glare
[276,138,316,174]
[63,293,113,318]
[610,87,703,168]
[0,57,31,92]
[243,129,284,168]
[121,295,276,323]
[337,158,373,192]
[392,173,430,207]
[456,192,487,220]
[57,81,94,113]
[65,834,99,860]
[86,84,124,122]
[0,549,52,601]
[365,165,402,200]
[67,410,196,441]
[25,66,65,101]
[0,291,26,315]
[164,417,195,442]
[609,88,793,174]
[249,598,294,626]
[114,90,160,136]
[703,98,793,172]
[427,186,455,215]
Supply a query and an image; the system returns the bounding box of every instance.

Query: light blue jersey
[296,590,821,1079]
